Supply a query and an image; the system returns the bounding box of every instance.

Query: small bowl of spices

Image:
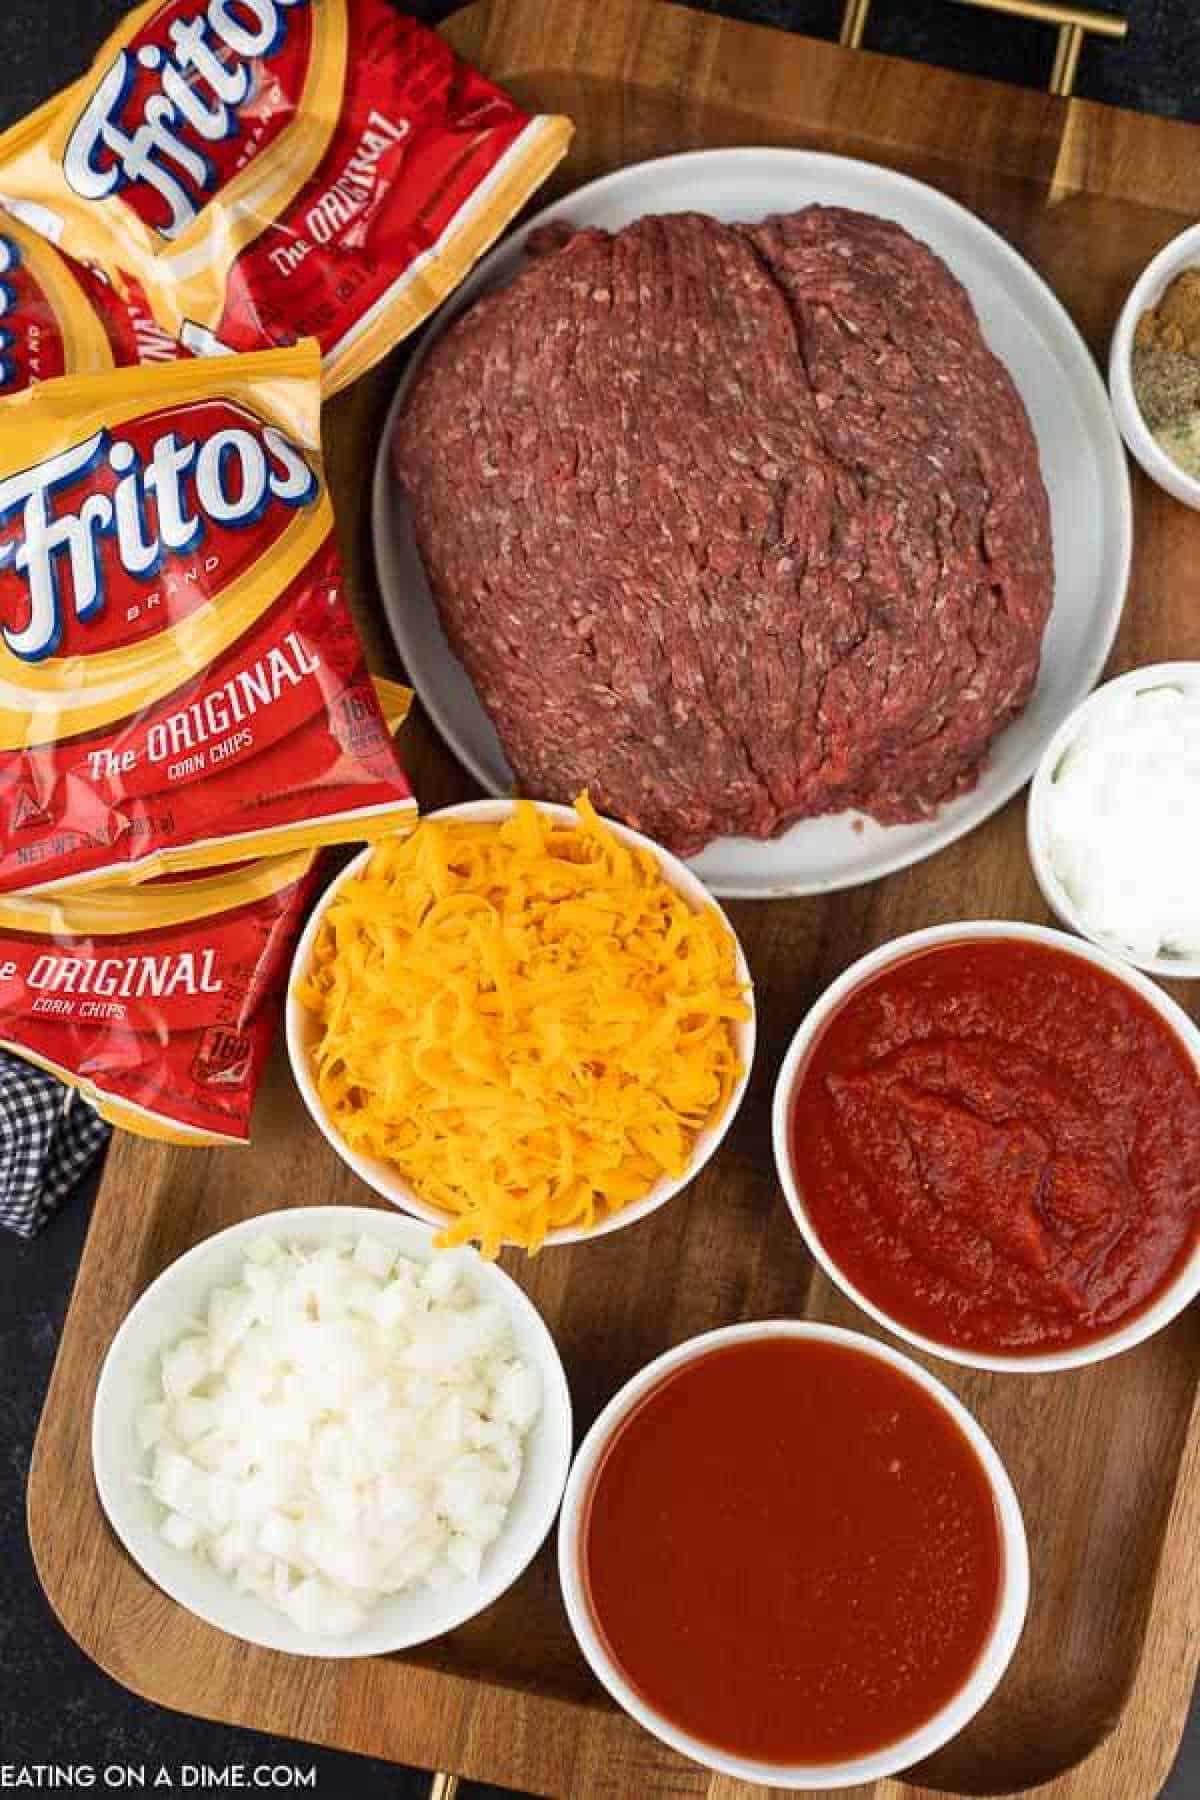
[1111,223,1200,507]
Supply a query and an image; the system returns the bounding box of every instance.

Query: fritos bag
[0,339,414,895]
[0,850,316,1143]
[0,205,183,390]
[0,0,572,395]
[0,679,411,1144]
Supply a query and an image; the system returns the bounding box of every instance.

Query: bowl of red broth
[558,1322,1027,1787]
[773,922,1200,1372]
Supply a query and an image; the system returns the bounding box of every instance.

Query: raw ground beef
[392,205,1053,856]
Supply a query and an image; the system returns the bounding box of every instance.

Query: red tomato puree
[791,938,1200,1355]
[582,1338,1002,1766]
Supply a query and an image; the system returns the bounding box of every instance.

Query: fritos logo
[0,233,28,390]
[0,230,69,393]
[0,397,318,663]
[63,0,313,240]
[0,341,414,904]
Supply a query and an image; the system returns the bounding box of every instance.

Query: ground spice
[1132,270,1200,479]
[1131,346,1200,430]
[1151,414,1200,479]
[1135,269,1200,355]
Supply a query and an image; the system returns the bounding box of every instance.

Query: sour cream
[1038,678,1200,965]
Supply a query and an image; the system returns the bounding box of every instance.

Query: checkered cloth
[0,1051,111,1238]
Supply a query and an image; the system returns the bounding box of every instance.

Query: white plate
[372,148,1132,899]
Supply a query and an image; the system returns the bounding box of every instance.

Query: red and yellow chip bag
[0,338,414,894]
[0,850,317,1143]
[0,679,411,1144]
[0,206,182,391]
[0,0,572,394]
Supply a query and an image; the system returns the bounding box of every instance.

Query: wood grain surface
[26,2,1200,1796]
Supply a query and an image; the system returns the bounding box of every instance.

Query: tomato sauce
[790,938,1200,1355]
[582,1337,1003,1766]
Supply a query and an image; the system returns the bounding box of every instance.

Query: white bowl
[92,1206,573,1658]
[1109,221,1200,508]
[286,799,756,1247]
[772,921,1200,1374]
[1028,661,1200,979]
[557,1319,1028,1790]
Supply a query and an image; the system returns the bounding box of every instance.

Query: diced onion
[139,1234,541,1638]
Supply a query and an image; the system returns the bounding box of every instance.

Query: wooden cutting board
[27,2,1200,1796]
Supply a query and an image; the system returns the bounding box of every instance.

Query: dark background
[2,3,1198,1796]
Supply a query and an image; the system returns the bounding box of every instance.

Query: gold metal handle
[839,0,1128,96]
[840,0,872,51]
[428,1776,460,1800]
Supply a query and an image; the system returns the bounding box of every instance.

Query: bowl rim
[91,1204,574,1658]
[1027,660,1200,979]
[285,798,757,1248]
[770,920,1200,1374]
[1108,219,1200,507]
[556,1317,1029,1790]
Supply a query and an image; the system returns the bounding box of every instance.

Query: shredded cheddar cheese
[298,797,749,1255]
